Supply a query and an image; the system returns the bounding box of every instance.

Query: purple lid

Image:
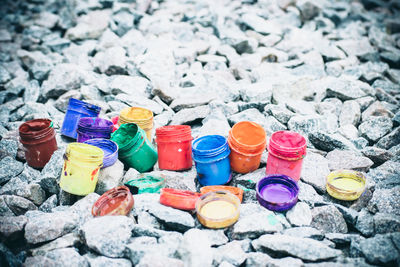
[84,138,118,168]
[256,174,299,211]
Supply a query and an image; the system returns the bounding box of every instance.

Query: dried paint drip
[326,170,366,201]
[256,175,299,212]
[124,175,165,194]
[196,191,240,229]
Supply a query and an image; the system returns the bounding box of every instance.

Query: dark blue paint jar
[61,98,101,139]
[192,135,231,186]
[76,117,113,143]
[84,138,118,168]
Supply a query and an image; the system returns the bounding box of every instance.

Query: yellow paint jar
[326,170,366,201]
[196,191,240,229]
[60,143,104,196]
[118,107,154,141]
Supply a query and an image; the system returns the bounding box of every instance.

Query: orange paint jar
[228,121,266,173]
[200,186,244,202]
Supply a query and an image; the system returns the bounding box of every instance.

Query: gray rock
[309,131,356,152]
[148,202,195,232]
[359,116,393,142]
[359,234,399,265]
[24,210,78,244]
[176,229,213,267]
[30,233,81,256]
[311,205,348,234]
[355,209,375,237]
[368,186,400,215]
[228,108,266,127]
[297,181,324,206]
[54,90,82,112]
[234,167,266,189]
[40,248,88,267]
[232,208,283,240]
[23,80,41,103]
[376,126,400,150]
[287,115,322,137]
[136,211,161,228]
[136,254,183,267]
[202,229,229,247]
[339,100,361,127]
[241,14,282,35]
[361,101,394,121]
[214,241,247,266]
[81,216,135,258]
[362,146,393,166]
[0,178,46,205]
[0,156,24,184]
[374,212,400,234]
[325,233,361,246]
[301,152,330,193]
[283,227,324,240]
[0,215,28,239]
[245,252,273,266]
[39,194,58,212]
[298,1,321,21]
[333,204,359,225]
[170,94,215,112]
[286,202,312,226]
[96,160,124,195]
[338,124,359,140]
[0,195,37,216]
[65,10,111,40]
[85,254,132,267]
[325,76,373,101]
[197,109,231,138]
[92,46,127,75]
[0,139,17,159]
[335,37,376,58]
[40,149,63,194]
[326,149,374,172]
[252,234,341,261]
[264,104,294,124]
[69,193,99,225]
[368,160,400,189]
[170,105,210,125]
[141,170,196,192]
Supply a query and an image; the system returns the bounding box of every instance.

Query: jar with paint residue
[60,143,104,196]
[156,125,192,171]
[92,186,134,216]
[326,170,366,201]
[76,117,114,143]
[228,121,266,173]
[266,131,306,181]
[192,135,231,186]
[61,98,101,139]
[19,119,58,169]
[111,123,157,173]
[196,191,240,229]
[118,107,153,141]
[84,138,118,168]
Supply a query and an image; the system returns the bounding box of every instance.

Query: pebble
[311,205,348,234]
[326,149,374,172]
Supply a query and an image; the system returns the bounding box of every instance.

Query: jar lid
[200,186,244,203]
[195,191,240,229]
[256,174,299,211]
[326,170,366,201]
[92,186,134,216]
[84,138,118,168]
[124,175,165,194]
[159,188,201,210]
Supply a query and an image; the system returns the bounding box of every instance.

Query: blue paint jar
[61,98,101,139]
[76,117,113,143]
[192,135,231,186]
[84,138,118,168]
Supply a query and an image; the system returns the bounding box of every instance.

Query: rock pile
[0,0,399,266]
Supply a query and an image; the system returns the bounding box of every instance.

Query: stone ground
[0,0,400,266]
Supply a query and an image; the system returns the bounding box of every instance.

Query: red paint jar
[266,131,307,181]
[159,188,201,210]
[19,119,58,169]
[92,186,134,216]
[155,125,192,171]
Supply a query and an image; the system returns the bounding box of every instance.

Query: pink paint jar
[266,131,306,181]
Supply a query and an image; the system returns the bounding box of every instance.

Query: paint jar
[111,123,158,173]
[60,143,104,196]
[256,174,299,212]
[192,135,231,186]
[118,107,154,141]
[326,170,366,201]
[124,175,165,194]
[156,125,192,171]
[84,138,118,168]
[159,188,201,210]
[228,121,266,174]
[266,131,307,181]
[61,98,101,139]
[19,119,58,169]
[196,191,240,229]
[200,186,244,203]
[92,186,134,216]
[76,117,114,143]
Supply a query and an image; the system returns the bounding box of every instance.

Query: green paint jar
[125,175,165,194]
[111,123,158,173]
